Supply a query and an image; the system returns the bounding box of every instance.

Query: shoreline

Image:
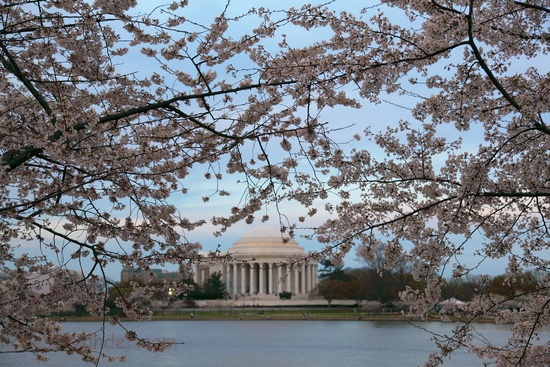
[51,311,497,324]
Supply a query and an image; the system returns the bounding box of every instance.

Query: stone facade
[194,227,318,299]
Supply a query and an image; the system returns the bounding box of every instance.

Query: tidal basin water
[3,320,549,367]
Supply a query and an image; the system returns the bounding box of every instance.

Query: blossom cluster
[0,0,548,366]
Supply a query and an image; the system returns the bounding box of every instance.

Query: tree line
[317,259,541,308]
[2,1,548,363]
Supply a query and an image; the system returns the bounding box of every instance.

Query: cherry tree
[0,0,343,362]
[281,1,549,366]
[0,0,548,366]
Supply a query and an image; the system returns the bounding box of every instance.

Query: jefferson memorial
[193,227,318,299]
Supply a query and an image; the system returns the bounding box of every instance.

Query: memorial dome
[228,227,305,259]
[193,226,317,298]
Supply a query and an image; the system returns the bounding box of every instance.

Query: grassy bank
[153,310,410,320]
[52,308,500,323]
[53,308,418,322]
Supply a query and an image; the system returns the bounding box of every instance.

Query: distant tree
[356,243,421,303]
[105,281,134,316]
[182,280,202,301]
[488,271,539,298]
[179,272,226,300]
[2,1,549,366]
[317,279,347,307]
[343,268,370,302]
[318,259,349,281]
[72,303,88,317]
[343,279,367,305]
[441,276,478,302]
[201,272,227,300]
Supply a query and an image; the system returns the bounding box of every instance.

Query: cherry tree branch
[465,2,521,112]
[514,1,550,13]
[0,40,53,119]
[1,80,297,172]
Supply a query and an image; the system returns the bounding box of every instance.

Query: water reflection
[3,321,548,367]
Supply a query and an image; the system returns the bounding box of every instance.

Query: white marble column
[309,264,315,289]
[301,263,306,294]
[259,263,265,294]
[193,264,199,284]
[276,266,282,294]
[250,263,256,294]
[268,263,273,295]
[223,264,230,293]
[241,264,247,294]
[294,267,300,294]
[313,263,318,288]
[305,265,310,292]
[286,265,291,292]
[203,268,209,284]
[232,263,238,295]
[198,268,204,286]
[220,264,226,284]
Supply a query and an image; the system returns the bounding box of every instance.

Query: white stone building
[194,227,318,299]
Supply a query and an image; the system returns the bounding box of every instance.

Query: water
[1,320,546,367]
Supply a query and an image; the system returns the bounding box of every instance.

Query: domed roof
[228,227,305,259]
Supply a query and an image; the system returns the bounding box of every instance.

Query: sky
[123,1,513,280]
[9,0,537,282]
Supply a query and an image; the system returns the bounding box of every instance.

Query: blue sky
[11,0,533,282]
[120,0,508,279]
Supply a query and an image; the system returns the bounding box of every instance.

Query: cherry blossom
[0,0,548,366]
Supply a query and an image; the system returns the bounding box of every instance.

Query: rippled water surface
[2,320,548,367]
